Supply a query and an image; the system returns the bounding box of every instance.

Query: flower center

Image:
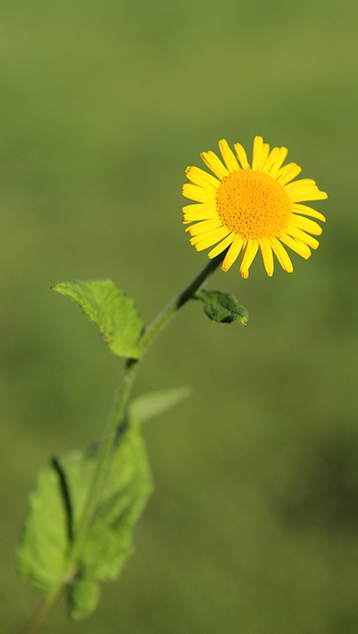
[216,169,292,239]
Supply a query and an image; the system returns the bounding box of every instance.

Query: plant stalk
[17,252,225,634]
[17,583,65,634]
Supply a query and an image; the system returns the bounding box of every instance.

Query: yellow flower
[182,137,328,278]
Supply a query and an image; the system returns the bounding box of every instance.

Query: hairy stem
[18,252,225,634]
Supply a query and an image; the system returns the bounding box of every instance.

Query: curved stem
[69,253,225,564]
[139,253,225,352]
[17,582,65,634]
[18,252,225,634]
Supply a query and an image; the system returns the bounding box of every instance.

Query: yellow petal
[234,143,250,169]
[288,190,328,203]
[288,215,322,236]
[268,147,288,178]
[252,137,270,172]
[191,226,230,250]
[292,204,326,222]
[221,234,244,271]
[279,233,312,259]
[260,143,270,170]
[240,239,259,276]
[259,238,274,277]
[200,150,229,180]
[185,166,220,190]
[219,139,240,173]
[270,237,293,272]
[185,218,222,236]
[183,210,217,223]
[208,233,235,259]
[182,203,213,214]
[285,225,320,249]
[276,163,302,186]
[252,136,264,171]
[261,147,280,174]
[182,183,217,203]
[284,178,317,193]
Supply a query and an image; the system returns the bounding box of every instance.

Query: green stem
[18,252,225,634]
[66,357,139,567]
[139,253,226,351]
[69,253,225,562]
[17,582,65,634]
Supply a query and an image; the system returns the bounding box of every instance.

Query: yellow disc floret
[216,169,292,240]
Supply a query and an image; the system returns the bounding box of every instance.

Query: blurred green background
[1,0,357,632]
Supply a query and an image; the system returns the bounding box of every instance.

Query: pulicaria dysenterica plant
[16,136,327,634]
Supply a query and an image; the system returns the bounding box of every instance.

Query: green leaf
[69,579,99,621]
[17,421,153,620]
[129,386,191,424]
[195,290,248,326]
[16,386,189,620]
[64,423,153,619]
[16,469,68,596]
[53,279,143,359]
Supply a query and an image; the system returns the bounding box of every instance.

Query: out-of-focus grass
[1,1,358,632]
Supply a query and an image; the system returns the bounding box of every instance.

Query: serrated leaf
[53,279,143,359]
[129,386,191,424]
[17,422,153,620]
[17,385,190,619]
[195,290,248,326]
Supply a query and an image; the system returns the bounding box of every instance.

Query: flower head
[182,137,327,278]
